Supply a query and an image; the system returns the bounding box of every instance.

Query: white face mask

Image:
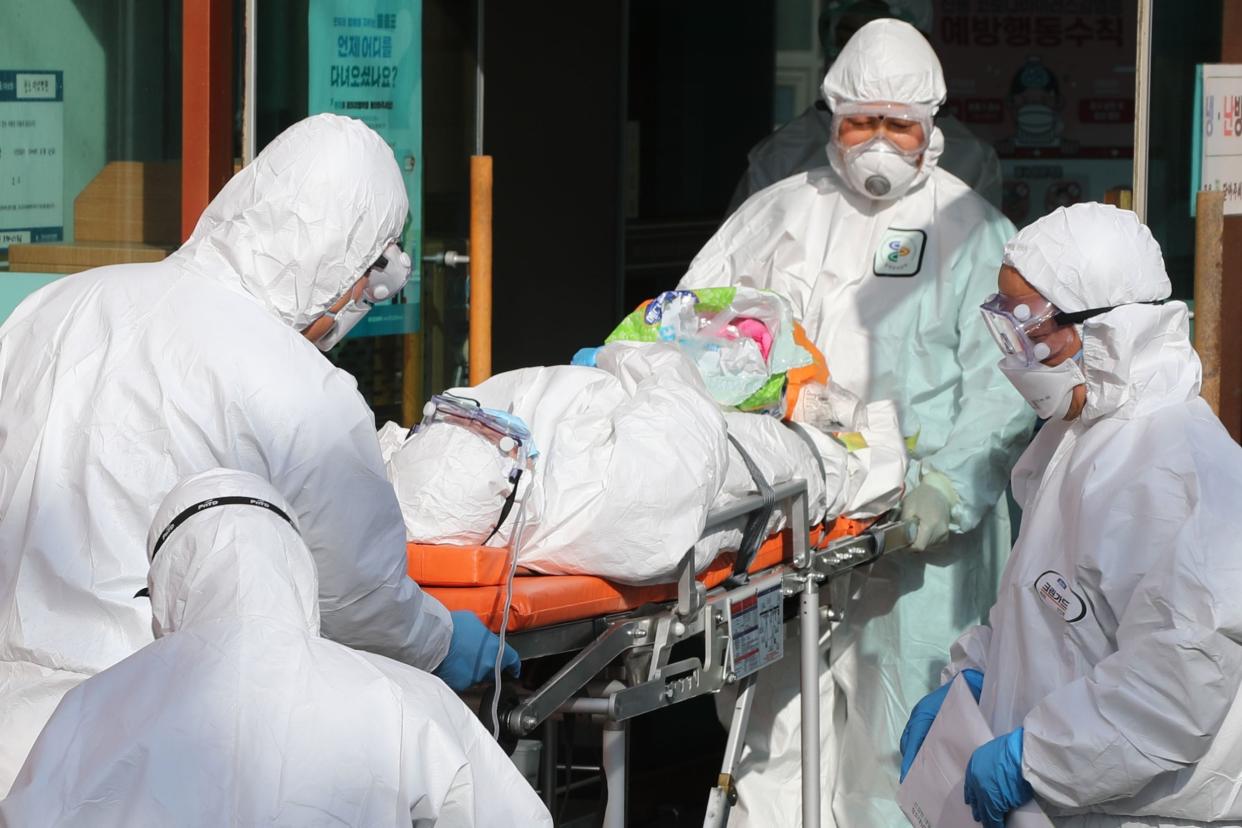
[836,138,922,201]
[998,353,1085,420]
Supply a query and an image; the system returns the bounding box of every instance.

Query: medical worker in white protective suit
[679,19,1034,826]
[0,114,513,795]
[727,1,1003,214]
[0,469,552,827]
[900,204,1242,827]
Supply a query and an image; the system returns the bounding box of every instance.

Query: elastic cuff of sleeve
[920,467,959,508]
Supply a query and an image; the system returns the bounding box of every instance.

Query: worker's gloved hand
[571,346,601,367]
[434,610,521,692]
[901,470,958,551]
[964,728,1033,828]
[899,669,984,781]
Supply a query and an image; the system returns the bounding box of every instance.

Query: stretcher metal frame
[499,479,914,827]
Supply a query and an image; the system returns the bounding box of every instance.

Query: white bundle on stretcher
[379,343,906,586]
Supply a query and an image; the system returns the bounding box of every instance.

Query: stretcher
[407,480,914,827]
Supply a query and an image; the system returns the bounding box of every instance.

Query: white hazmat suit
[944,203,1242,827]
[0,114,451,794]
[679,20,1033,826]
[0,469,551,827]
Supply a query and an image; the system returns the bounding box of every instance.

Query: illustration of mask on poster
[931,0,1135,228]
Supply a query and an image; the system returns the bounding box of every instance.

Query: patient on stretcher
[379,289,908,586]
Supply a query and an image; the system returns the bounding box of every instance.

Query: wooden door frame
[181,0,233,242]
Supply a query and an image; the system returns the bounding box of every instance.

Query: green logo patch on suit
[873,228,927,277]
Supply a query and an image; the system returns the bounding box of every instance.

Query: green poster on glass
[308,0,422,337]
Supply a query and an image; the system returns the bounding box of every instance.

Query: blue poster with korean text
[308,1,421,337]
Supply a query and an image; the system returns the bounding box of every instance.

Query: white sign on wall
[1193,64,1242,217]
[0,70,64,251]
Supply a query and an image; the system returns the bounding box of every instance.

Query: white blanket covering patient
[379,341,906,586]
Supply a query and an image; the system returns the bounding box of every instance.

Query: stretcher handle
[702,479,808,533]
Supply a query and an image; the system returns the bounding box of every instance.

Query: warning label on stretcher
[728,584,784,679]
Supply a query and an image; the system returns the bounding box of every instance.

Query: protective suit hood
[821,19,947,114]
[1078,303,1201,424]
[822,18,947,197]
[145,469,320,637]
[172,113,408,330]
[1002,202,1170,311]
[390,421,516,546]
[1003,203,1199,423]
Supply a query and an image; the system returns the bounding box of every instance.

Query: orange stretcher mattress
[408,515,875,633]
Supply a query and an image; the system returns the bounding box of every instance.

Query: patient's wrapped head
[388,420,514,545]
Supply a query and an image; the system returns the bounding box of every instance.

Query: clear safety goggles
[979,293,1131,366]
[414,393,538,471]
[830,101,934,156]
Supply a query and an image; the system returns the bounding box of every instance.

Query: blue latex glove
[434,610,521,692]
[899,668,984,781]
[964,728,1034,827]
[571,346,601,367]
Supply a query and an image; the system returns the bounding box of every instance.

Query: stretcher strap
[726,433,776,584]
[785,421,827,490]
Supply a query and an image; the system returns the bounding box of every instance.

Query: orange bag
[784,322,829,421]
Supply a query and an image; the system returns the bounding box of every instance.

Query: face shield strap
[1053,299,1165,326]
[136,496,298,598]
